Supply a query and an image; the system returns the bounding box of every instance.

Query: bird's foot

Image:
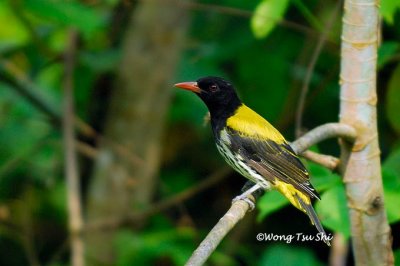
[232,183,262,211]
[232,195,256,211]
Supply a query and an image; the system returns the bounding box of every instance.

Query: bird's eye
[209,84,219,92]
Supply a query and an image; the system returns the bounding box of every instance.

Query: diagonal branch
[185,122,356,266]
[0,59,60,123]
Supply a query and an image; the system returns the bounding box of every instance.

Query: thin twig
[143,0,310,35]
[301,150,340,171]
[63,29,84,266]
[295,0,342,137]
[76,141,98,159]
[329,232,349,266]
[90,0,335,42]
[86,167,232,231]
[170,1,314,36]
[185,122,357,266]
[130,0,337,43]
[0,60,60,122]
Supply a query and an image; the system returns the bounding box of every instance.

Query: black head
[174,76,242,117]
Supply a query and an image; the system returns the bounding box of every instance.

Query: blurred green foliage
[114,217,195,265]
[386,64,400,134]
[0,0,399,265]
[258,244,323,266]
[251,0,290,38]
[381,0,400,24]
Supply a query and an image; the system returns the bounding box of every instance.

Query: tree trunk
[85,1,190,264]
[339,0,393,265]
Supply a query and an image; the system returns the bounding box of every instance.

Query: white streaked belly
[216,130,271,190]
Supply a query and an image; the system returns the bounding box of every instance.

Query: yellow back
[226,104,285,143]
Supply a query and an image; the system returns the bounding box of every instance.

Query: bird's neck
[208,99,242,137]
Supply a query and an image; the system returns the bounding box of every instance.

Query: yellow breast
[226,104,285,143]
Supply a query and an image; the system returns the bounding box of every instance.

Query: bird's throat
[209,101,242,137]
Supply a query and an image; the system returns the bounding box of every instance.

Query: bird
[174,76,330,246]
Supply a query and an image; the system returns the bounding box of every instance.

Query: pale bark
[339,0,393,265]
[85,1,190,264]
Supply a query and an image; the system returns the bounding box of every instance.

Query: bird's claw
[232,195,255,211]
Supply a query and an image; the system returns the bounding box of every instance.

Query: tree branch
[339,0,394,264]
[329,232,349,266]
[185,122,357,266]
[63,29,84,266]
[186,200,251,266]
[291,123,356,154]
[0,59,60,123]
[301,150,340,171]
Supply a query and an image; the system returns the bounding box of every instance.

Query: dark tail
[296,195,331,246]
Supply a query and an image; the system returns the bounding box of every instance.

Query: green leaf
[251,0,290,39]
[259,245,323,266]
[24,0,104,37]
[48,28,68,52]
[380,0,400,24]
[0,2,29,52]
[257,190,289,221]
[382,168,400,223]
[383,145,400,172]
[316,184,350,237]
[382,148,400,223]
[378,42,399,68]
[386,64,400,134]
[394,249,400,266]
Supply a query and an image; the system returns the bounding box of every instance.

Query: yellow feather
[226,104,285,143]
[274,180,311,213]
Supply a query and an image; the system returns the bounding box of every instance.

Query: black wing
[228,128,320,199]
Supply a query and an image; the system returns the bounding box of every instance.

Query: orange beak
[174,82,201,93]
